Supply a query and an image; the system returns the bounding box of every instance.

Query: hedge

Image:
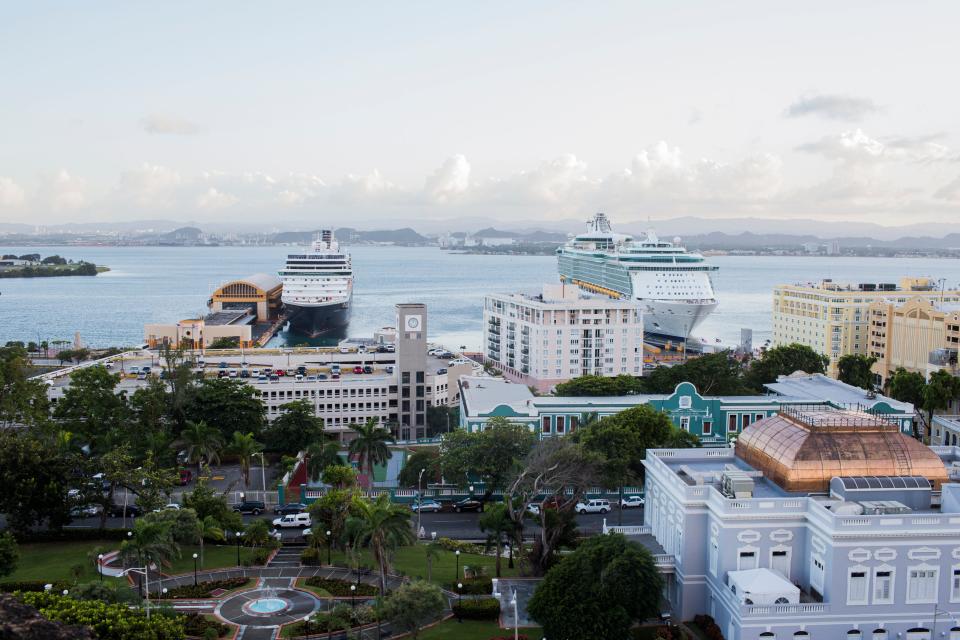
[157,577,249,599]
[0,580,70,593]
[183,612,229,638]
[17,591,185,640]
[436,537,484,555]
[453,576,492,595]
[452,597,500,620]
[303,577,379,597]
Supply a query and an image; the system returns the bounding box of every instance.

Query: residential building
[932,415,960,447]
[483,283,644,391]
[869,296,960,386]
[771,277,960,377]
[641,406,960,640]
[458,372,914,444]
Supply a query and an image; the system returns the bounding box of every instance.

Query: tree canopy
[265,399,325,455]
[438,417,536,495]
[837,354,877,390]
[744,343,828,390]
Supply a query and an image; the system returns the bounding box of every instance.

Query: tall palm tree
[347,494,415,594]
[306,439,344,481]
[348,418,395,483]
[174,420,224,478]
[479,503,518,577]
[196,515,224,569]
[120,520,179,594]
[228,431,263,487]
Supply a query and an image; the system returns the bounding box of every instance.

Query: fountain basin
[244,597,291,615]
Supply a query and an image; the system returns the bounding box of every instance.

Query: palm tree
[174,420,224,478]
[347,494,415,594]
[196,515,224,569]
[424,541,441,582]
[479,503,517,577]
[120,520,179,594]
[228,431,264,487]
[348,418,395,484]
[306,439,344,481]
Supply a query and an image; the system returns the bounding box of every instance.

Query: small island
[0,253,108,278]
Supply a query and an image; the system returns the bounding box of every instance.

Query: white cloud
[797,129,955,164]
[0,177,26,208]
[196,187,237,210]
[37,170,86,211]
[116,163,183,207]
[424,155,470,203]
[785,94,881,122]
[935,175,960,202]
[140,114,203,135]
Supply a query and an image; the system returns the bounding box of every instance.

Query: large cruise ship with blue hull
[279,230,353,337]
[557,212,718,340]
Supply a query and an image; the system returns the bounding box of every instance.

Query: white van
[272,512,312,528]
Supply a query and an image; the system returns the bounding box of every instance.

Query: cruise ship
[279,230,353,337]
[557,212,718,339]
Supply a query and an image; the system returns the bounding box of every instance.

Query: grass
[293,579,331,598]
[319,543,521,587]
[418,619,542,640]
[8,541,260,583]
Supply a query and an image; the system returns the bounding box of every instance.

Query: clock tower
[396,303,427,440]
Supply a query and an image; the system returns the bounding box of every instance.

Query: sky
[1,1,960,228]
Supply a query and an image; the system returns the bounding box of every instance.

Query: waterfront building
[771,277,960,377]
[483,283,644,392]
[458,372,914,444]
[641,406,960,640]
[869,296,960,387]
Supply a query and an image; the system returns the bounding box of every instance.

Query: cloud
[0,177,26,208]
[785,94,881,122]
[196,187,238,210]
[140,114,203,135]
[797,129,956,164]
[37,170,86,211]
[688,108,703,126]
[424,155,471,203]
[935,175,960,202]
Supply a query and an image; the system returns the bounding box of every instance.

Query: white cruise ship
[279,230,353,336]
[557,212,718,339]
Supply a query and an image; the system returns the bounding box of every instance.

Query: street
[65,506,645,541]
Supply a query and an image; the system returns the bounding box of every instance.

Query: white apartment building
[483,283,644,391]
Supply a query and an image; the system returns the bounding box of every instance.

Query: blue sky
[2,1,959,227]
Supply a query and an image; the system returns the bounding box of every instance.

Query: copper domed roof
[735,407,948,493]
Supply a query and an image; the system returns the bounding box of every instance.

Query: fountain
[244,586,293,616]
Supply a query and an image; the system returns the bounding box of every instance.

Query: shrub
[436,537,483,554]
[303,577,379,596]
[242,548,271,566]
[693,614,725,640]
[16,591,185,640]
[183,613,229,638]
[454,576,492,595]
[300,548,320,565]
[158,577,249,599]
[452,597,500,620]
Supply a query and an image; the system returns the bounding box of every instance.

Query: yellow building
[208,273,282,322]
[771,277,960,377]
[869,296,960,385]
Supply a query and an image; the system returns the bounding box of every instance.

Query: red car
[353,366,364,374]
[178,469,193,486]
[276,369,285,376]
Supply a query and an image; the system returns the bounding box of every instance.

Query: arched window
[872,630,888,640]
[760,634,775,639]
[744,598,754,605]
[906,628,930,640]
[847,632,862,639]
[774,597,789,604]
[950,627,960,640]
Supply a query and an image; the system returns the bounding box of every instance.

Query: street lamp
[416,468,426,538]
[350,583,356,612]
[303,615,311,640]
[162,587,168,599]
[235,531,242,566]
[62,589,69,597]
[192,553,198,586]
[326,530,332,566]
[455,549,461,583]
[510,589,519,640]
[456,582,463,622]
[97,553,104,582]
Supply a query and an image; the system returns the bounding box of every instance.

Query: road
[66,507,645,541]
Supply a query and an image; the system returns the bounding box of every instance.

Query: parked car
[526,503,541,516]
[453,497,483,513]
[376,345,389,353]
[108,504,142,518]
[285,368,295,376]
[318,373,328,380]
[384,344,395,352]
[269,374,279,382]
[272,512,312,528]
[339,346,350,354]
[129,366,140,374]
[296,366,307,375]
[575,499,611,514]
[178,468,193,486]
[411,499,443,513]
[240,369,250,378]
[353,366,364,374]
[436,368,447,374]
[276,369,285,376]
[273,502,307,515]
[218,361,228,369]
[70,504,102,518]
[619,495,645,508]
[330,371,340,379]
[448,358,470,366]
[153,503,181,513]
[363,365,373,374]
[233,500,266,515]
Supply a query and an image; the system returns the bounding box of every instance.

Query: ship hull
[640,298,717,339]
[286,301,351,338]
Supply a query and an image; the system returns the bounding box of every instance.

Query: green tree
[397,448,440,488]
[306,439,344,481]
[382,580,446,640]
[644,351,749,395]
[438,417,536,497]
[347,495,416,593]
[425,404,457,436]
[244,518,271,548]
[53,365,128,452]
[0,531,19,578]
[120,519,179,587]
[745,343,829,390]
[308,488,358,549]
[265,400,325,454]
[527,534,664,640]
[322,464,357,489]
[184,378,266,441]
[348,418,395,482]
[174,420,225,477]
[195,515,225,568]
[837,354,878,390]
[922,370,960,439]
[554,374,645,396]
[0,430,73,532]
[0,344,50,428]
[887,368,927,406]
[128,381,171,461]
[208,337,240,349]
[478,503,517,577]
[227,430,263,487]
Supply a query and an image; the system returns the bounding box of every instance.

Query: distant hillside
[681,231,960,250]
[268,227,429,245]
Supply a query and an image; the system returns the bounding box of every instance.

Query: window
[771,548,790,579]
[906,629,931,640]
[703,420,712,435]
[873,568,894,605]
[755,413,764,422]
[952,566,960,602]
[541,417,551,434]
[738,548,758,570]
[680,416,690,431]
[728,414,738,432]
[709,539,718,576]
[848,568,868,605]
[907,567,938,603]
[872,630,888,640]
[742,414,752,428]
[679,395,692,409]
[556,416,565,434]
[847,632,862,639]
[811,555,825,592]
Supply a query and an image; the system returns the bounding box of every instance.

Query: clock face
[406,315,422,330]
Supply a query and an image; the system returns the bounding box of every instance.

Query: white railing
[741,602,828,616]
[601,519,652,536]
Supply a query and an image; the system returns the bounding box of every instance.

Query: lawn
[7,541,260,583]
[418,619,542,640]
[320,543,521,586]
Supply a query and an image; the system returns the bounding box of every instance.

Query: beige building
[869,295,960,386]
[771,277,960,377]
[484,283,644,391]
[144,313,255,349]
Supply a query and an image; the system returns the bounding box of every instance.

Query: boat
[279,230,353,337]
[557,212,718,340]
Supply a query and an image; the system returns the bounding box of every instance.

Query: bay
[1,244,959,350]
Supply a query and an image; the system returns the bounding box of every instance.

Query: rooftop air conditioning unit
[721,470,754,499]
[859,500,911,515]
